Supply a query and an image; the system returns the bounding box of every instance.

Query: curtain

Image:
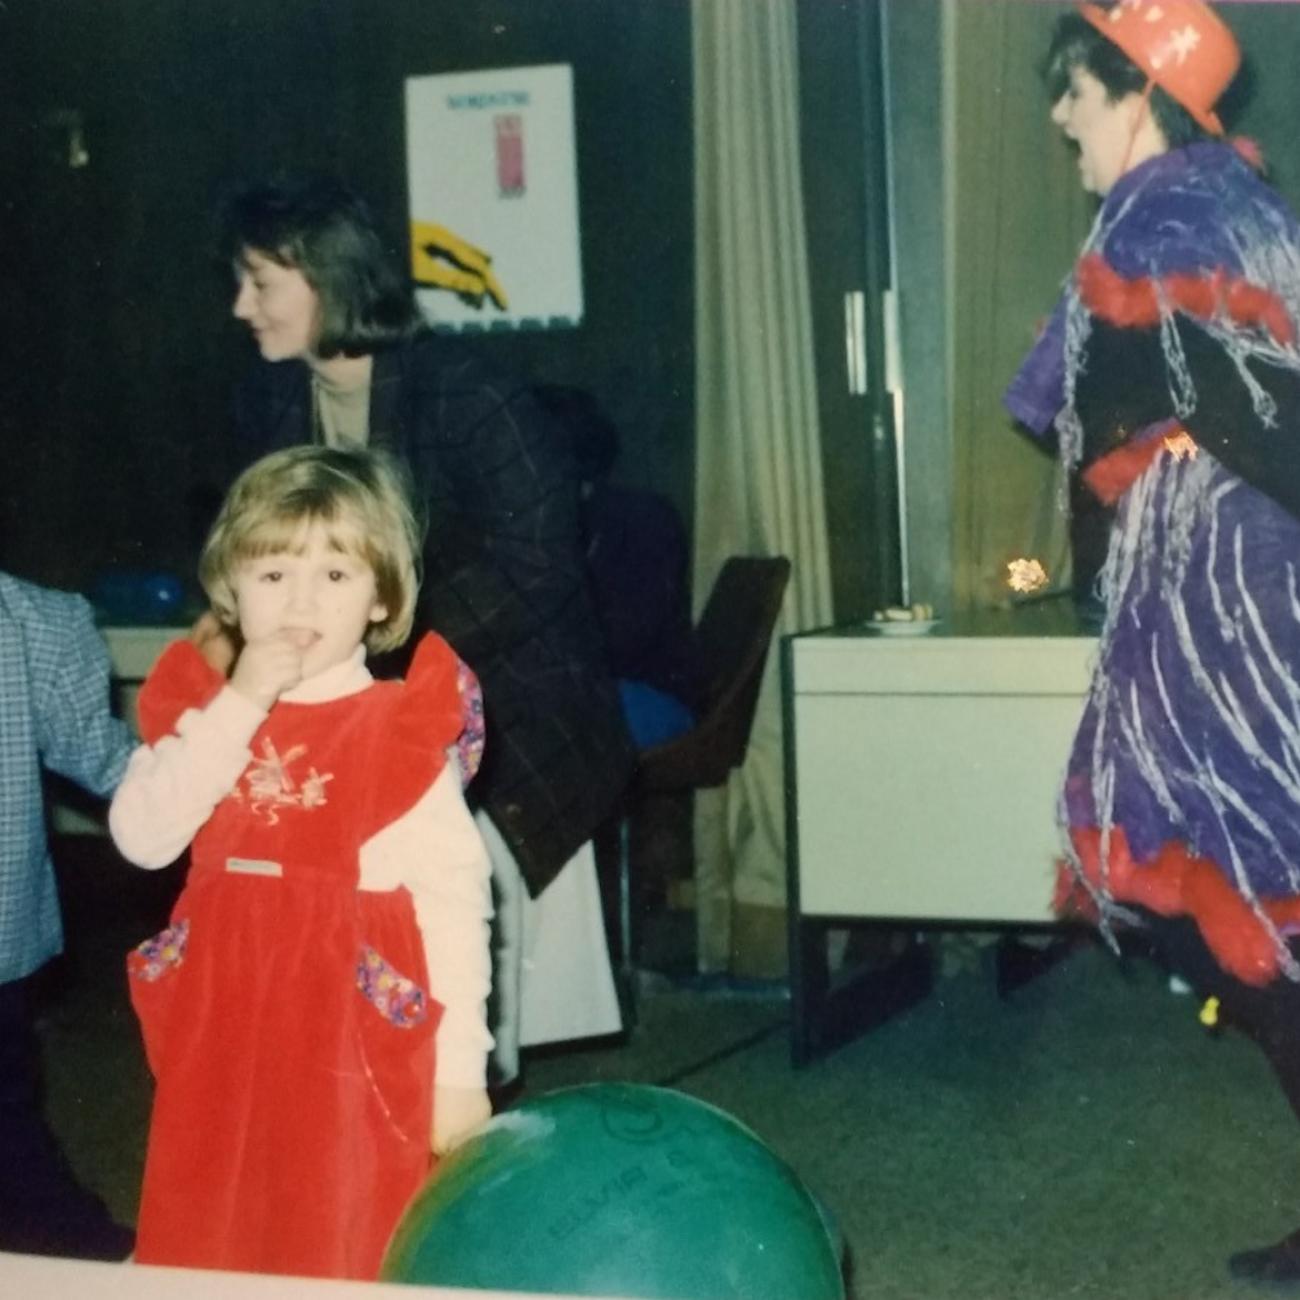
[691,0,834,977]
[947,0,1092,610]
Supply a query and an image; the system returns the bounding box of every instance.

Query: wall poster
[405,64,583,332]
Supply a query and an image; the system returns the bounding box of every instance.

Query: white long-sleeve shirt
[109,647,493,1087]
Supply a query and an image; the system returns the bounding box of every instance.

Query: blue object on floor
[382,1082,844,1298]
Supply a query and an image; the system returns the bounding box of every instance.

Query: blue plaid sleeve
[1,573,135,981]
[31,593,134,798]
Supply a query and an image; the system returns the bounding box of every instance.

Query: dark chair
[613,555,792,995]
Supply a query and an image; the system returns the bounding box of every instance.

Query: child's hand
[229,633,304,710]
[432,1085,491,1156]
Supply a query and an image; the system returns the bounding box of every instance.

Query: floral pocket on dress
[127,919,190,982]
[456,658,486,786]
[356,946,428,1028]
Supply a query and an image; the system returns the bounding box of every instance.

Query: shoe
[1229,1228,1300,1283]
[0,1196,135,1262]
[0,1123,135,1262]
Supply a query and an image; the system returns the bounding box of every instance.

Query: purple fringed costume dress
[1006,140,1300,985]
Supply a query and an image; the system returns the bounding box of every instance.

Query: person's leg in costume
[1135,911,1300,1282]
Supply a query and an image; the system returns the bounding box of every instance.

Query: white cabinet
[783,604,1096,1061]
[103,625,181,685]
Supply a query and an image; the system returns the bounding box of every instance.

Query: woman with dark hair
[1006,1,1300,1282]
[226,177,420,362]
[219,175,635,1089]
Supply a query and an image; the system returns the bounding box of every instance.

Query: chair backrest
[638,555,791,792]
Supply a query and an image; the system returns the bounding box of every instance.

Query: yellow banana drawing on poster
[410,220,509,311]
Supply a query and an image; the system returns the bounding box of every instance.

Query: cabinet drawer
[792,634,1095,697]
[793,693,1077,921]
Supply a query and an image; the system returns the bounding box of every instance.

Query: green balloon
[382,1083,844,1299]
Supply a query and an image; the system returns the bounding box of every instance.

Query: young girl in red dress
[110,445,493,1279]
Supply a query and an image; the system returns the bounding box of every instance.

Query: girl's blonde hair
[200,445,422,654]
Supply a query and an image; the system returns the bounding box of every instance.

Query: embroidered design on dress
[356,946,428,1027]
[234,737,334,825]
[128,919,190,982]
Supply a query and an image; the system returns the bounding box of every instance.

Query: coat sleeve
[404,347,595,663]
[32,594,135,799]
[228,359,313,483]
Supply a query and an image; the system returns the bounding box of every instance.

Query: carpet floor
[28,837,1300,1299]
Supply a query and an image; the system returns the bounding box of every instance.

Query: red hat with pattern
[1078,0,1240,136]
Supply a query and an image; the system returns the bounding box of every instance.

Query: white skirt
[477,814,622,1074]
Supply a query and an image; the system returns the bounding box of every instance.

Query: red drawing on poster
[496,114,525,198]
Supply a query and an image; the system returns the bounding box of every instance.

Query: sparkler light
[1007,557,1049,594]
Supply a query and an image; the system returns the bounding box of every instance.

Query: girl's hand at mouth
[230,631,306,709]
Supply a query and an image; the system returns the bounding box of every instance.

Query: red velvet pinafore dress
[128,634,465,1279]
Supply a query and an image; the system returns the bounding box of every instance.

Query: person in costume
[110,445,493,1279]
[1006,0,1300,1282]
[217,178,634,1087]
